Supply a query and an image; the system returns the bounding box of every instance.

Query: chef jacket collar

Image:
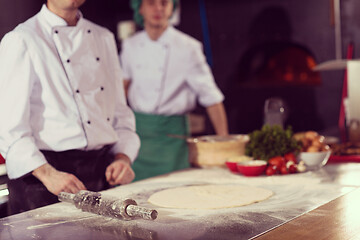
[157,26,174,46]
[39,4,84,34]
[144,25,174,47]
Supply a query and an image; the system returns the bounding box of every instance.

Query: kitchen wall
[1,0,357,136]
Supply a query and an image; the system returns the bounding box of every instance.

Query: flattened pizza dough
[148,185,273,209]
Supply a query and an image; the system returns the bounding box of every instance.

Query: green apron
[133,112,190,181]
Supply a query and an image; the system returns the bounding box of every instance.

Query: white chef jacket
[0,5,140,179]
[120,26,224,115]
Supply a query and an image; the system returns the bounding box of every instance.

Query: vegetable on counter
[245,125,301,161]
[293,131,330,152]
[265,152,305,176]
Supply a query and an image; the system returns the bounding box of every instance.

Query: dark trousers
[7,145,113,215]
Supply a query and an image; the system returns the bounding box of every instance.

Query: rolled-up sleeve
[0,32,47,179]
[186,42,224,107]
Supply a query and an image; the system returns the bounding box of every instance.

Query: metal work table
[1,163,360,240]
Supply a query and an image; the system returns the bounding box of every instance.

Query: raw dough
[148,184,273,209]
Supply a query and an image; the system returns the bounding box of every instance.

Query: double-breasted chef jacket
[0,4,140,179]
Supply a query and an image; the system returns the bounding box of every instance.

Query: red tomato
[266,166,276,176]
[268,156,285,169]
[284,152,297,164]
[288,164,297,173]
[0,154,5,164]
[280,165,288,175]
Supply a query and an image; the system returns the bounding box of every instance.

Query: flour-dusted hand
[32,163,87,195]
[106,153,135,185]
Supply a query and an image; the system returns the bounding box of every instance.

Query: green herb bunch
[245,125,301,161]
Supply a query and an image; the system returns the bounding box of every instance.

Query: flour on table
[148,184,273,209]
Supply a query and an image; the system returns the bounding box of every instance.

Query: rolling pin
[58,190,158,221]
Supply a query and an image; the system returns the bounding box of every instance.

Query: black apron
[7,145,113,215]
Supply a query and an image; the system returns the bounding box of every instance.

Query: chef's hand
[105,153,135,185]
[32,163,87,195]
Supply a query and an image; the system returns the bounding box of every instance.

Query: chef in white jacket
[0,0,140,215]
[120,0,228,181]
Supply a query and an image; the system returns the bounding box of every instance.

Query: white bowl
[297,150,332,171]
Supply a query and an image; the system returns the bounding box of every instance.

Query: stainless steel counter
[1,163,360,240]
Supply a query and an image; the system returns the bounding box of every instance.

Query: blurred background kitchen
[1,0,360,216]
[2,0,359,135]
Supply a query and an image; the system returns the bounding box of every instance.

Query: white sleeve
[185,42,224,107]
[119,40,132,80]
[0,32,47,179]
[111,101,140,163]
[107,36,140,162]
[111,71,140,162]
